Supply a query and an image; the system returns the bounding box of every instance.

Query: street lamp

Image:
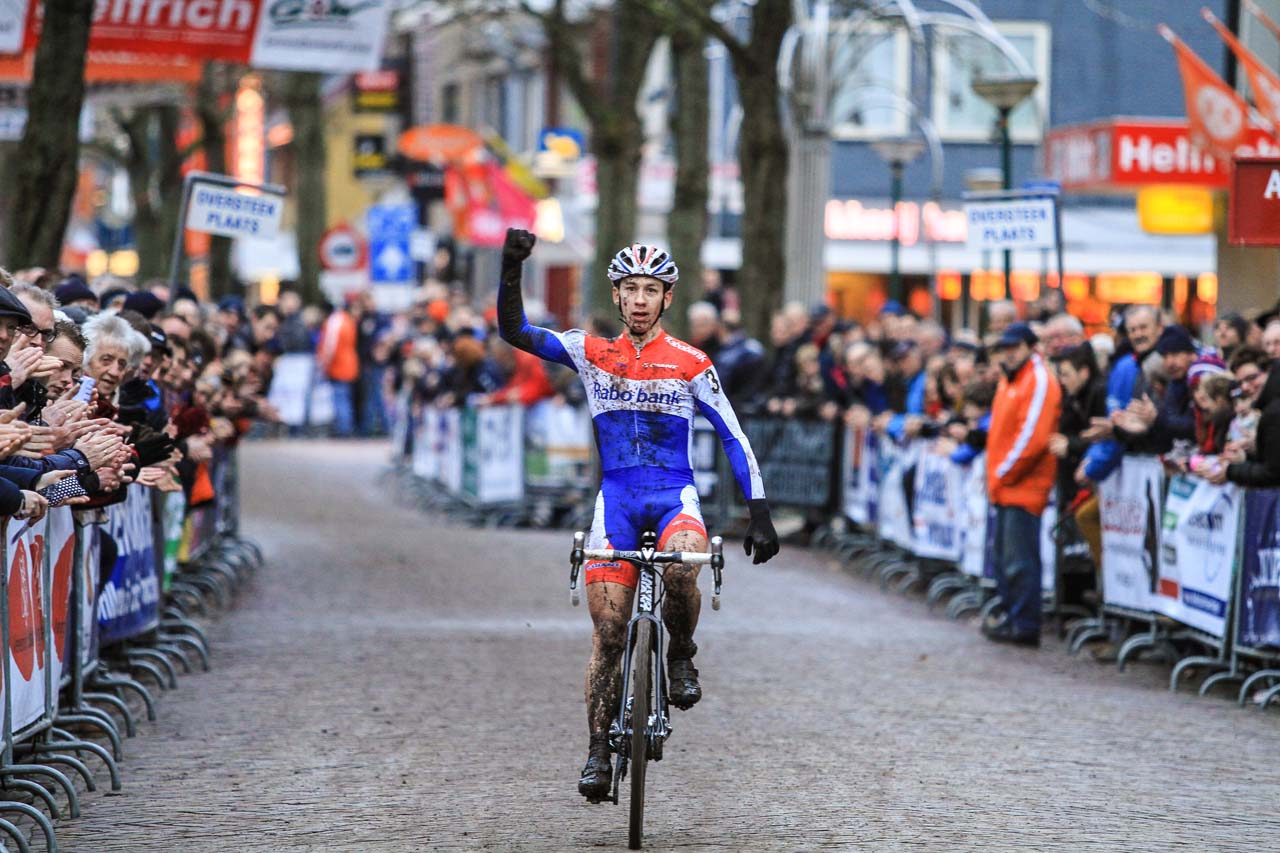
[871,137,924,306]
[971,75,1038,300]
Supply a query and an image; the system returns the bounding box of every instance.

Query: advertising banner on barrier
[743,418,837,509]
[46,509,74,698]
[98,485,160,645]
[911,445,963,562]
[689,416,720,501]
[1041,491,1058,598]
[841,425,877,526]
[1240,489,1280,648]
[267,353,314,427]
[877,442,914,549]
[162,491,187,593]
[461,405,524,504]
[79,523,100,668]
[960,457,990,578]
[4,519,46,730]
[525,402,592,491]
[1155,474,1241,638]
[1099,456,1164,613]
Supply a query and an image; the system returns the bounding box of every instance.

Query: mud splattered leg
[585,581,635,734]
[662,531,707,660]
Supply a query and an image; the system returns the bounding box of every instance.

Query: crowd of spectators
[0,268,278,586]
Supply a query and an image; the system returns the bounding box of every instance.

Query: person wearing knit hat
[1214,312,1250,362]
[122,291,164,320]
[1187,352,1228,390]
[53,275,98,311]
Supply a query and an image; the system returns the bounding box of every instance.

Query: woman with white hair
[81,313,150,419]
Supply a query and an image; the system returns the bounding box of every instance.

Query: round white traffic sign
[319,225,366,272]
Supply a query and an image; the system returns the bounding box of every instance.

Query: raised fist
[503,228,536,263]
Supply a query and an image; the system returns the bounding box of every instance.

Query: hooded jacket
[986,353,1062,514]
[1227,364,1280,488]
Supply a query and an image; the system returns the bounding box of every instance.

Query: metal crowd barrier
[0,445,264,851]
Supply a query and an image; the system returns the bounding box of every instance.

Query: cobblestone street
[54,440,1280,851]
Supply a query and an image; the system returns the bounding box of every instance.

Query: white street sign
[964,197,1058,251]
[186,183,284,239]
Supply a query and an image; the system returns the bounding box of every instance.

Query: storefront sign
[963,197,1057,251]
[824,200,966,244]
[353,133,388,177]
[1229,156,1280,246]
[353,70,399,112]
[1045,118,1280,192]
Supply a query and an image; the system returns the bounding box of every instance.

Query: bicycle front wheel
[628,619,652,850]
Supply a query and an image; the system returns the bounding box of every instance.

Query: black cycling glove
[745,498,780,565]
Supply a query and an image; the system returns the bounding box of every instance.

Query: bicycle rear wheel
[628,620,652,850]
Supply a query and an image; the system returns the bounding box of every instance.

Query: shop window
[931,21,1050,143]
[441,82,460,124]
[829,27,911,139]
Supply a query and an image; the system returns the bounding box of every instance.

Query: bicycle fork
[610,568,671,761]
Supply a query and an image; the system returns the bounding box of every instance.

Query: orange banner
[1160,24,1256,158]
[0,50,203,83]
[1203,8,1280,130]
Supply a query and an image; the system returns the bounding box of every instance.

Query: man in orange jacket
[984,322,1062,647]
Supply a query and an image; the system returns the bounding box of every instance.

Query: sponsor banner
[25,0,260,60]
[267,353,314,427]
[162,491,186,593]
[525,401,593,491]
[460,405,524,505]
[687,416,720,501]
[1155,474,1240,638]
[876,441,915,550]
[3,519,47,730]
[841,425,877,526]
[1239,488,1280,648]
[959,457,990,579]
[1041,489,1057,598]
[46,509,74,699]
[1228,157,1280,247]
[742,418,837,510]
[249,0,392,73]
[98,485,160,645]
[79,523,100,668]
[910,444,963,562]
[1098,455,1164,614]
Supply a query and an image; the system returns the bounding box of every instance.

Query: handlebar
[568,531,725,609]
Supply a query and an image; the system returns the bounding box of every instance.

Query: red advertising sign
[24,0,260,61]
[1229,157,1280,246]
[1045,118,1280,193]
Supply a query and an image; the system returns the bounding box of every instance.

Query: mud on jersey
[516,326,766,501]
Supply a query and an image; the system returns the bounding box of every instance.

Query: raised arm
[498,229,577,371]
[691,364,780,564]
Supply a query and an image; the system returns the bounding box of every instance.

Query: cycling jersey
[498,306,765,502]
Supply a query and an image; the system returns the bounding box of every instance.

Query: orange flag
[1246,0,1280,43]
[1203,8,1280,129]
[1159,24,1252,158]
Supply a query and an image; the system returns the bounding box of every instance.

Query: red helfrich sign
[1045,118,1280,192]
[24,0,260,61]
[1229,157,1280,246]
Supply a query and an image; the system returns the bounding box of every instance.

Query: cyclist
[498,228,780,801]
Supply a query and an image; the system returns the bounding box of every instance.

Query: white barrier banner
[842,425,877,526]
[1155,474,1241,638]
[877,442,914,549]
[1099,456,1164,613]
[911,444,963,561]
[960,456,989,578]
[267,353,314,427]
[439,409,462,494]
[79,523,99,668]
[1041,489,1058,598]
[527,402,593,490]
[462,405,524,504]
[4,520,46,730]
[412,410,439,481]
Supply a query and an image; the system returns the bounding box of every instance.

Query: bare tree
[529,0,660,318]
[196,63,239,300]
[666,0,792,342]
[6,0,94,270]
[281,72,327,306]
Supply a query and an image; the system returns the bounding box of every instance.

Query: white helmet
[606,244,679,285]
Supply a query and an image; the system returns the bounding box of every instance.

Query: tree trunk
[665,23,709,339]
[123,106,185,284]
[729,0,791,343]
[283,72,327,306]
[197,63,236,301]
[7,0,93,269]
[538,1,657,320]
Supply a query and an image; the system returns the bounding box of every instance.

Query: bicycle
[568,529,724,850]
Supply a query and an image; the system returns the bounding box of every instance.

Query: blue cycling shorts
[584,468,707,588]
